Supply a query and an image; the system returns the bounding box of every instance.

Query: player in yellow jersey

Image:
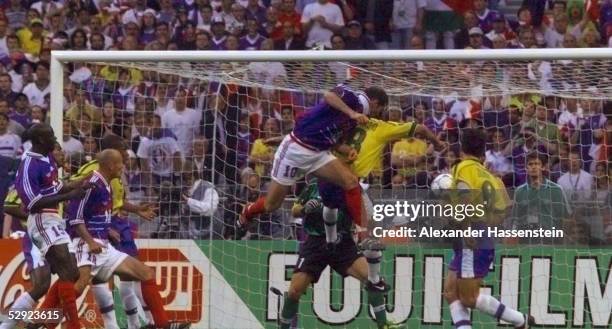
[317,105,446,302]
[444,128,534,329]
[71,134,158,329]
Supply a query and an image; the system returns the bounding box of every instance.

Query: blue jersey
[67,171,112,240]
[292,85,365,150]
[15,151,63,213]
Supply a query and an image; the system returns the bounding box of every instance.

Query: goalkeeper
[279,178,401,329]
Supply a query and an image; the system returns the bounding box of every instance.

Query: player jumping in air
[280,178,402,329]
[71,134,158,329]
[444,128,534,329]
[239,85,379,231]
[13,124,89,329]
[319,102,446,295]
[40,149,190,329]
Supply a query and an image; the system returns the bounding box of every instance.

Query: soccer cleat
[380,321,404,329]
[359,237,386,251]
[165,322,191,329]
[366,278,390,293]
[516,314,535,329]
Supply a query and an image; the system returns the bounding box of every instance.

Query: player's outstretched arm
[323,91,368,124]
[414,124,446,151]
[29,185,89,213]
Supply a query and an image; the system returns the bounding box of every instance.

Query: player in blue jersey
[13,124,90,329]
[40,149,190,329]
[240,85,388,232]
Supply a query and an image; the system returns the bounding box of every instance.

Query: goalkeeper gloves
[303,199,322,215]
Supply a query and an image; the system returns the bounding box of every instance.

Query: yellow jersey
[345,119,417,178]
[72,160,124,214]
[451,157,510,215]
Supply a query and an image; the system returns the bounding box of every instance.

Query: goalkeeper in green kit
[279,178,401,329]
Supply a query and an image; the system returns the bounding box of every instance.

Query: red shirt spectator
[277,0,303,37]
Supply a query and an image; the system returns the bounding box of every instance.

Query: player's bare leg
[0,266,51,329]
[279,272,313,329]
[346,258,400,329]
[113,256,190,329]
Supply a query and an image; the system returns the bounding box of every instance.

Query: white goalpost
[48,49,611,329]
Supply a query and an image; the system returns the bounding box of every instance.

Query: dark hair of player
[364,86,388,108]
[460,128,487,158]
[100,133,127,151]
[526,151,547,165]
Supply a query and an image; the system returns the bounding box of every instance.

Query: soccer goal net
[44,49,611,328]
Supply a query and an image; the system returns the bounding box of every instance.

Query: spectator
[545,12,571,48]
[511,152,571,235]
[344,20,376,50]
[16,18,46,56]
[241,18,266,49]
[0,19,8,55]
[196,4,214,32]
[137,114,183,187]
[180,160,222,239]
[249,117,280,177]
[280,106,294,134]
[65,87,101,124]
[62,118,84,156]
[390,0,426,49]
[161,88,202,156]
[484,128,513,182]
[525,104,559,144]
[227,3,247,36]
[155,22,172,47]
[357,0,393,49]
[278,0,302,37]
[455,10,479,49]
[510,126,549,186]
[274,20,305,49]
[0,111,21,228]
[236,114,252,170]
[557,148,594,201]
[391,131,432,188]
[0,100,23,136]
[0,73,18,108]
[139,9,157,44]
[245,0,267,24]
[263,6,283,40]
[423,0,461,49]
[301,0,344,48]
[9,93,32,131]
[473,0,498,33]
[5,0,27,31]
[122,0,148,25]
[467,27,488,49]
[516,26,538,48]
[211,16,228,49]
[70,28,88,50]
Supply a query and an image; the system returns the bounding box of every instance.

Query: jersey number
[283,166,298,178]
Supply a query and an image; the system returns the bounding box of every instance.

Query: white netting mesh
[50,54,612,329]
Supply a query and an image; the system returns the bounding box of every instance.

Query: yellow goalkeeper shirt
[72,160,124,214]
[451,156,510,217]
[345,119,417,178]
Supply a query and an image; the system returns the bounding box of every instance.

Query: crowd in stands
[0,0,610,244]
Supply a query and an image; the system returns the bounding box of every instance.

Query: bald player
[39,150,191,329]
[72,133,157,328]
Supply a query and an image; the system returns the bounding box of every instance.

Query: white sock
[92,283,119,329]
[134,280,155,325]
[449,300,472,329]
[120,281,142,329]
[322,207,338,243]
[475,294,525,326]
[0,293,36,329]
[362,249,382,284]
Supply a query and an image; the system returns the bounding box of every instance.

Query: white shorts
[26,212,74,256]
[271,134,336,186]
[74,238,129,282]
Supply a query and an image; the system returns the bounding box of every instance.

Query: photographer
[181,160,222,239]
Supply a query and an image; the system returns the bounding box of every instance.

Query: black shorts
[294,234,362,283]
